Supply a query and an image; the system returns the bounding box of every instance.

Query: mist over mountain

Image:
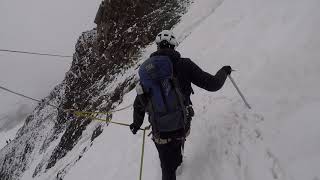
[0,104,32,132]
[1,0,320,180]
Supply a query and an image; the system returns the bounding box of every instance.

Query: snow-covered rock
[0,1,192,179]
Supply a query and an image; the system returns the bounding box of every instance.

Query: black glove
[186,105,194,118]
[130,123,139,135]
[221,66,232,75]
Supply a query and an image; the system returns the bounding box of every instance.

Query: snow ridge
[67,0,320,180]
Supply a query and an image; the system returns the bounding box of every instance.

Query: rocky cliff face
[0,0,192,179]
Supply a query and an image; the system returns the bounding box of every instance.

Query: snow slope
[0,123,24,150]
[64,0,320,179]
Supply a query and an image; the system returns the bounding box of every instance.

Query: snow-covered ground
[0,0,101,149]
[22,0,320,179]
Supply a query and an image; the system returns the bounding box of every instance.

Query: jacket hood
[150,49,181,62]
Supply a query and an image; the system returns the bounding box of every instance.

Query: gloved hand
[130,123,139,135]
[221,66,232,75]
[186,105,194,118]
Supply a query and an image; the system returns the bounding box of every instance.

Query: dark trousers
[154,139,183,180]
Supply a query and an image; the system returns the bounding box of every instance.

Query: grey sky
[0,0,101,130]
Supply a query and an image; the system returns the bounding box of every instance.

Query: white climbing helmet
[155,30,178,48]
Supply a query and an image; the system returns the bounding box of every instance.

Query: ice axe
[228,73,252,109]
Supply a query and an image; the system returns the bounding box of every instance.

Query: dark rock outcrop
[0,1,192,179]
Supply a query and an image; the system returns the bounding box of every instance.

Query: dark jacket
[133,49,228,137]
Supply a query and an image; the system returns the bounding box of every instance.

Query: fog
[0,0,102,131]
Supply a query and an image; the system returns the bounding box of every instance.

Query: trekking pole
[139,129,146,180]
[139,125,151,180]
[228,75,252,109]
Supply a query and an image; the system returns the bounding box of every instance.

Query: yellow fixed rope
[67,103,133,115]
[75,111,151,180]
[0,84,151,179]
[73,111,138,129]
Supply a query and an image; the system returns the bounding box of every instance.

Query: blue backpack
[138,55,187,137]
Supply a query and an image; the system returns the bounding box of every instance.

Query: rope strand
[0,84,150,180]
[0,85,59,109]
[0,49,72,58]
[0,84,133,114]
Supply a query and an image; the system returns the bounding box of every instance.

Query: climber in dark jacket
[129,30,232,180]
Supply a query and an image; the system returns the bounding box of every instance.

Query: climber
[130,30,232,180]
